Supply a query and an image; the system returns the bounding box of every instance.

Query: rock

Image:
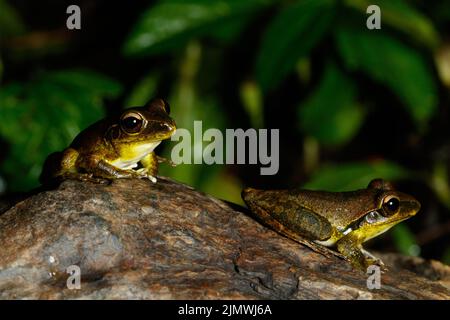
[0,177,449,299]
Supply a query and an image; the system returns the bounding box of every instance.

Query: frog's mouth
[345,198,420,231]
[357,218,402,242]
[340,203,418,242]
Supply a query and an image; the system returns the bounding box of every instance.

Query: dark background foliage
[1,0,450,264]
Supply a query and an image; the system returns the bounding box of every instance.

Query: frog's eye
[162,99,171,114]
[120,112,144,134]
[365,211,383,224]
[382,196,400,216]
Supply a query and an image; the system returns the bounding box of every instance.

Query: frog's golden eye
[382,196,400,216]
[120,112,144,134]
[162,99,170,114]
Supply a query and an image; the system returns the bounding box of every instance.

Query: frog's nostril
[408,200,421,215]
[414,201,421,213]
[242,187,258,201]
[164,123,175,132]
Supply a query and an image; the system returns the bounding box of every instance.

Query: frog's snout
[411,199,421,215]
[241,187,258,201]
[163,122,176,134]
[401,196,421,217]
[151,120,176,136]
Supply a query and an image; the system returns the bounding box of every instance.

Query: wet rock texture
[0,177,449,299]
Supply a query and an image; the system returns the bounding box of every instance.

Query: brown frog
[40,98,176,184]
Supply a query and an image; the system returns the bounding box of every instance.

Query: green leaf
[0,0,26,37]
[335,27,438,127]
[43,70,122,98]
[125,73,160,106]
[391,224,420,256]
[344,0,439,48]
[0,69,122,191]
[123,0,269,56]
[431,2,450,25]
[303,161,410,191]
[256,0,334,92]
[240,80,263,128]
[207,15,250,43]
[298,63,364,146]
[0,55,3,82]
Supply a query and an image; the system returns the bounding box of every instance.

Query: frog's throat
[109,141,162,170]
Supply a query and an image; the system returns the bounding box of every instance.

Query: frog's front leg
[361,248,386,269]
[73,156,146,182]
[96,160,146,179]
[336,234,378,272]
[138,152,159,183]
[156,154,177,167]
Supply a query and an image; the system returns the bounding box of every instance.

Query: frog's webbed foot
[362,249,388,272]
[337,245,388,273]
[156,155,177,167]
[135,168,157,183]
[362,248,383,264]
[366,259,388,273]
[336,237,379,272]
[60,172,110,184]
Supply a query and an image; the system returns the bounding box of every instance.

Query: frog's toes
[375,260,388,272]
[134,168,157,183]
[62,172,110,184]
[370,256,385,266]
[365,257,388,272]
[95,177,112,184]
[156,155,177,167]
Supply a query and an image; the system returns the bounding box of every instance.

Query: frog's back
[69,118,113,152]
[292,189,379,229]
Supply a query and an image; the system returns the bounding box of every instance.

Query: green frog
[40,98,176,184]
[242,179,420,271]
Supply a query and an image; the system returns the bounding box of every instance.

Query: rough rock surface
[0,177,449,299]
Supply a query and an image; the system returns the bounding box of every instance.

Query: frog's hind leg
[273,224,346,260]
[40,148,107,184]
[60,172,110,184]
[59,150,109,184]
[246,203,345,260]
